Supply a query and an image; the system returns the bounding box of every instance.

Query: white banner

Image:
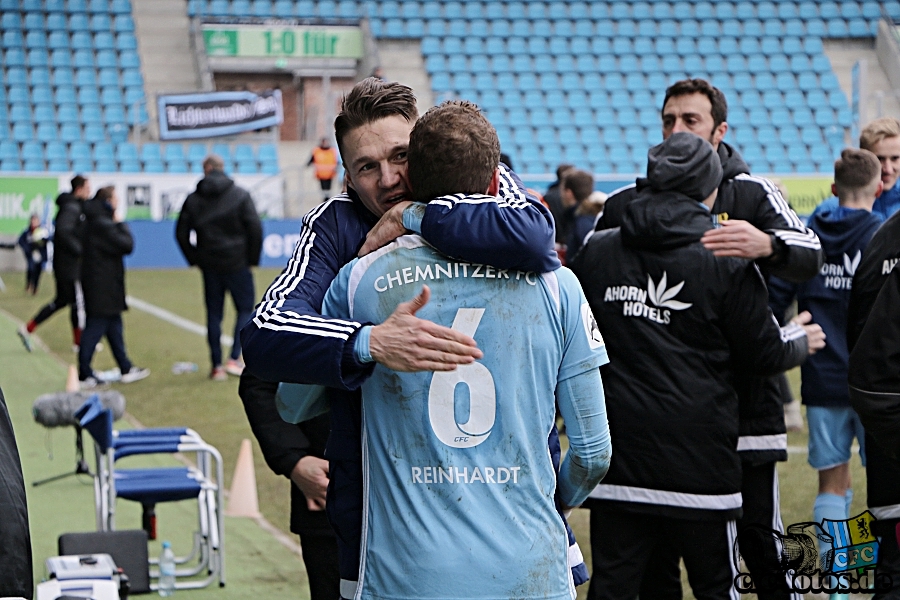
[54,171,283,221]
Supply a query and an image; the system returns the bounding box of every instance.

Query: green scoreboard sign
[203,25,364,59]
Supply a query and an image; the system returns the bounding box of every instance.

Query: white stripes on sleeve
[252,195,362,341]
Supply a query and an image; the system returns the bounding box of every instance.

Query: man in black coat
[78,186,149,388]
[239,372,339,600]
[848,210,900,600]
[572,133,822,600]
[19,174,91,352]
[0,386,32,599]
[176,155,263,381]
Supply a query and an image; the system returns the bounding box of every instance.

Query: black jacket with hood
[81,197,134,317]
[847,211,900,535]
[51,191,85,280]
[597,142,821,465]
[571,134,808,519]
[176,170,263,273]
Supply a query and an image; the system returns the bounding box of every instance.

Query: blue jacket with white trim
[242,165,559,388]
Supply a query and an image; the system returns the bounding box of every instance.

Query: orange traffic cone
[65,364,80,393]
[225,438,261,518]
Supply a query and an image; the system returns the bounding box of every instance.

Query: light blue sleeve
[554,267,611,507]
[556,267,609,382]
[556,368,610,508]
[275,261,356,424]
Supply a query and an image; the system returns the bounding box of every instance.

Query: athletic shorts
[807,405,867,470]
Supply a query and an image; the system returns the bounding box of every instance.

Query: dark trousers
[32,276,83,332]
[202,268,255,367]
[637,462,797,600]
[25,260,43,291]
[78,314,132,380]
[588,505,737,600]
[298,532,340,600]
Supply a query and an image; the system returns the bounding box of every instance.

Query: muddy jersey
[323,233,608,600]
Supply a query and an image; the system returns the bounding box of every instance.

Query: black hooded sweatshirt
[52,191,85,280]
[571,189,807,519]
[176,170,263,273]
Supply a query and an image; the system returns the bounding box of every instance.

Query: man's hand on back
[701,219,773,259]
[792,310,827,355]
[359,201,413,257]
[369,285,483,372]
[291,455,329,511]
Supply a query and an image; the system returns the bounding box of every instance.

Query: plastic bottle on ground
[158,540,176,596]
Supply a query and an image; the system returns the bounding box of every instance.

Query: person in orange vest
[308,138,339,202]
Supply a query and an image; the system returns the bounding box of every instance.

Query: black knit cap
[646,132,723,202]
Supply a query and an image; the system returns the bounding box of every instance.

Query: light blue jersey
[312,235,608,600]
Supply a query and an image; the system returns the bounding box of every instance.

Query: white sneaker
[120,366,150,383]
[96,368,121,382]
[80,376,105,390]
[17,326,33,352]
[225,358,244,376]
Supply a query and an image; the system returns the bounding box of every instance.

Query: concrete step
[378,40,435,113]
[824,38,900,124]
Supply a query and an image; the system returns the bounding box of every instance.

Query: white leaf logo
[843,251,861,276]
[647,272,692,310]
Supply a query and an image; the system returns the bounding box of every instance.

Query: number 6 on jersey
[427,308,496,448]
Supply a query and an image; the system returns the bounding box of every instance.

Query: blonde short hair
[860,117,900,151]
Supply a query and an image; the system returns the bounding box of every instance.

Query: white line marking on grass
[126,295,233,346]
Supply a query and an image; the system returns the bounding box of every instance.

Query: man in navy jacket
[241,78,569,596]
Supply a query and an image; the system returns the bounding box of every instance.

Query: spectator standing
[238,373,339,600]
[770,150,883,563]
[18,175,91,353]
[78,186,149,388]
[571,133,820,600]
[308,138,339,203]
[176,155,263,381]
[814,117,900,222]
[595,79,824,600]
[847,198,900,600]
[18,214,49,294]
[0,385,32,599]
[561,169,602,259]
[545,163,575,244]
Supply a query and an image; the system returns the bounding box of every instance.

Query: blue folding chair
[76,395,225,590]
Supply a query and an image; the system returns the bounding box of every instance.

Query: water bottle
[171,362,198,375]
[158,541,176,597]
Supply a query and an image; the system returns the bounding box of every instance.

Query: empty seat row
[1,13,134,32]
[2,31,138,50]
[369,0,882,21]
[423,35,827,58]
[0,0,132,13]
[375,16,874,39]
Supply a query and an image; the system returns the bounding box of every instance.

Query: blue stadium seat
[119,51,141,69]
[71,32,93,50]
[103,105,125,124]
[26,49,49,68]
[36,121,59,142]
[10,105,33,124]
[116,142,139,163]
[33,102,54,123]
[50,49,72,68]
[848,19,871,37]
[24,32,47,51]
[9,86,29,104]
[806,19,827,36]
[116,33,137,51]
[90,13,112,31]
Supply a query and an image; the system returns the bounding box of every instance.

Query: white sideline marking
[126,295,234,346]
